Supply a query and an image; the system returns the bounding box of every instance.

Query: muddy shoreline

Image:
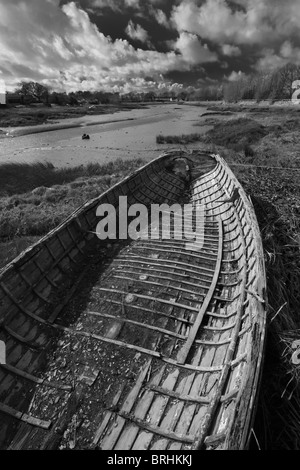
[0,103,209,167]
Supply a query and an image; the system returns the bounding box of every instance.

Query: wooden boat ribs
[0,150,267,450]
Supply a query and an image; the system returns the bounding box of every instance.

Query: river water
[0,103,210,168]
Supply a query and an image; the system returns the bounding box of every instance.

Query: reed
[0,159,143,196]
[156,133,203,144]
[0,158,143,263]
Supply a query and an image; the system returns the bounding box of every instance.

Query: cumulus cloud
[149,7,170,28]
[89,0,121,12]
[171,0,249,44]
[227,70,246,81]
[174,32,218,64]
[90,0,140,12]
[256,41,300,71]
[0,1,197,93]
[90,0,165,13]
[125,0,140,8]
[125,20,151,45]
[0,78,5,97]
[120,76,184,94]
[7,0,300,94]
[221,44,241,57]
[171,0,300,46]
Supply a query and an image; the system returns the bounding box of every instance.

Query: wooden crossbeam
[176,219,223,364]
[0,402,51,429]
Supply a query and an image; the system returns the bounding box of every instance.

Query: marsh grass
[0,102,147,127]
[156,133,203,144]
[156,118,268,152]
[0,159,143,196]
[0,158,143,247]
[200,118,268,155]
[249,196,300,449]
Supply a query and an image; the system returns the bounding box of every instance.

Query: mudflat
[0,103,208,167]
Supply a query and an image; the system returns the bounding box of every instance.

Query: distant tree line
[8,63,300,106]
[223,63,300,102]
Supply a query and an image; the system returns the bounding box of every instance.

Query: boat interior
[0,150,266,450]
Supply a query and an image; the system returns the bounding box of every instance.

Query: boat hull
[0,150,267,450]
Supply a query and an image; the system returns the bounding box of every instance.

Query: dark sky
[1,0,300,93]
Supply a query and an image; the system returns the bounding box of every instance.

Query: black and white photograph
[0,0,300,452]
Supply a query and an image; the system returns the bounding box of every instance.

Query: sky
[1,0,300,94]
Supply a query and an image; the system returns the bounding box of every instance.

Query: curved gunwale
[0,150,267,450]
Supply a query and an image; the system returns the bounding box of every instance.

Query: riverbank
[0,158,143,268]
[0,103,209,167]
[0,102,148,128]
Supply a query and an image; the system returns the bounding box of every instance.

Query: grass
[156,133,203,144]
[156,117,268,150]
[200,110,234,117]
[0,158,143,267]
[0,102,147,127]
[0,159,143,197]
[203,117,267,148]
[244,190,300,449]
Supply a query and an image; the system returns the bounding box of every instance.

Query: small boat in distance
[0,150,267,450]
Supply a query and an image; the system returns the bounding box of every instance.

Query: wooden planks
[0,402,51,429]
[99,360,152,449]
[0,150,267,451]
[176,219,223,364]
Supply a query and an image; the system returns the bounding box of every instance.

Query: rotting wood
[93,384,126,447]
[113,267,212,290]
[97,297,193,324]
[0,150,267,451]
[120,254,216,274]
[2,325,42,349]
[98,360,152,449]
[17,269,51,304]
[0,363,72,391]
[0,402,51,429]
[88,311,187,340]
[48,268,88,323]
[132,245,218,262]
[192,206,248,449]
[176,219,223,364]
[116,257,214,279]
[147,384,238,405]
[96,287,201,313]
[108,409,194,444]
[65,225,85,255]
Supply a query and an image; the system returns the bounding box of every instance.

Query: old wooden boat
[0,150,267,450]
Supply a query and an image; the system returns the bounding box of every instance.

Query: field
[0,102,147,128]
[1,102,300,449]
[0,158,143,268]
